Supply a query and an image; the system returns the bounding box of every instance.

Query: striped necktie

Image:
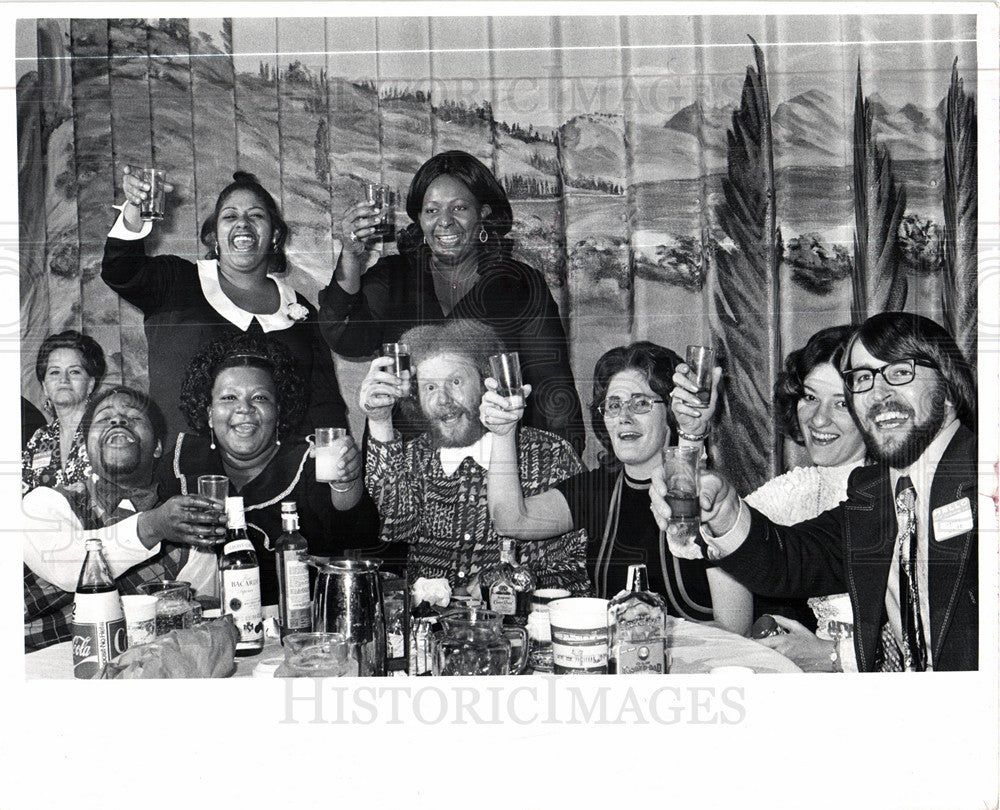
[895,476,927,672]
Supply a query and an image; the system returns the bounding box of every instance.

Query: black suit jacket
[721,425,978,671]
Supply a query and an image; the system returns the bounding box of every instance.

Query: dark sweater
[102,236,348,442]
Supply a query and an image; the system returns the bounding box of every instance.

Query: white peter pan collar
[197,259,300,333]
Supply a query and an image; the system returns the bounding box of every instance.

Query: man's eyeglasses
[841,358,938,394]
[596,394,665,417]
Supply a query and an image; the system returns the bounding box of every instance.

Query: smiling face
[208,365,279,465]
[214,188,275,274]
[847,341,952,468]
[796,362,866,468]
[85,393,160,484]
[418,175,491,268]
[416,352,486,448]
[42,348,95,413]
[603,368,670,477]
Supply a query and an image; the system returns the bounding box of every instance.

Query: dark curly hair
[179,333,306,439]
[590,342,681,466]
[775,325,854,444]
[398,150,515,258]
[35,330,106,388]
[199,171,289,274]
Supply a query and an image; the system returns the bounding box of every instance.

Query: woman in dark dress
[102,169,347,443]
[320,150,584,453]
[483,341,752,634]
[157,333,379,607]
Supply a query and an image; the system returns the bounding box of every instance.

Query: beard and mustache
[425,402,487,449]
[91,426,146,478]
[859,384,948,468]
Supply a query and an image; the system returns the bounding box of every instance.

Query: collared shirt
[438,432,494,477]
[366,426,589,593]
[885,418,960,671]
[23,481,187,652]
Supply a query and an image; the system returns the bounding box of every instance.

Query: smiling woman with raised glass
[483,341,752,634]
[158,333,380,606]
[320,150,584,452]
[102,169,347,443]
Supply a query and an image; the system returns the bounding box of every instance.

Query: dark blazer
[721,425,978,671]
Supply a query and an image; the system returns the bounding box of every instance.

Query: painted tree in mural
[941,59,978,363]
[850,64,907,323]
[711,38,783,494]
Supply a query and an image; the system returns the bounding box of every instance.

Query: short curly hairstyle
[79,384,167,451]
[199,171,290,274]
[34,330,106,388]
[774,325,854,444]
[590,342,681,466]
[396,319,507,426]
[179,332,306,439]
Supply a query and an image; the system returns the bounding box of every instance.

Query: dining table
[23,615,800,678]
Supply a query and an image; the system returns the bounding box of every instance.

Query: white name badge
[931,498,974,541]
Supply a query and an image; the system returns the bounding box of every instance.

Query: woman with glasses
[483,341,752,634]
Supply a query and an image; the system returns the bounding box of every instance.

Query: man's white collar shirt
[438,432,494,477]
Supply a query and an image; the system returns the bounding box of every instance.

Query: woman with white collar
[102,169,347,443]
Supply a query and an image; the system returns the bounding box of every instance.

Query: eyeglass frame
[841,358,938,394]
[596,394,666,417]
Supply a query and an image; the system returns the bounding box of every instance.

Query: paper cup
[531,588,572,614]
[548,597,610,674]
[121,594,158,647]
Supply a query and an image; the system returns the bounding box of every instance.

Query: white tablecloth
[24,616,799,678]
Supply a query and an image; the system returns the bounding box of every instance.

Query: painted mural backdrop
[17,14,978,490]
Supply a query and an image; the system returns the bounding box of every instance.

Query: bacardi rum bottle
[220,496,263,656]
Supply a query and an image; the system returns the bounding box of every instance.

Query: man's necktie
[895,476,927,672]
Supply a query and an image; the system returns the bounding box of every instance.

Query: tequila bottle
[608,564,666,674]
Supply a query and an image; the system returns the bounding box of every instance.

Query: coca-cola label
[222,568,263,647]
[71,590,127,678]
[72,620,128,678]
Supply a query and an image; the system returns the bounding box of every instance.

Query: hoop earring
[478,225,489,244]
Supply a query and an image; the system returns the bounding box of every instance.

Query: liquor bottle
[607,564,666,674]
[220,496,264,656]
[275,501,311,642]
[71,539,128,678]
[485,538,535,624]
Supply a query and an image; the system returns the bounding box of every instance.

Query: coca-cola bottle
[220,496,264,656]
[275,501,311,642]
[71,539,128,678]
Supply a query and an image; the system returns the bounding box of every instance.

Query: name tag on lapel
[932,498,974,541]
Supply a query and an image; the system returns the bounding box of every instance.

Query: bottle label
[613,638,666,674]
[282,552,311,630]
[489,582,516,615]
[72,591,128,678]
[222,568,263,647]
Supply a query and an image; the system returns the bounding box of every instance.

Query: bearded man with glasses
[651,312,979,671]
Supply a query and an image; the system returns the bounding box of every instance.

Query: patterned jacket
[366,426,591,594]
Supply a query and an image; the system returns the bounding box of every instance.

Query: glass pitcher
[431,607,528,676]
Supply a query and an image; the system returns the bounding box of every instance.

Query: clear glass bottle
[275,501,311,642]
[220,496,264,656]
[71,539,127,678]
[486,538,535,624]
[607,564,666,674]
